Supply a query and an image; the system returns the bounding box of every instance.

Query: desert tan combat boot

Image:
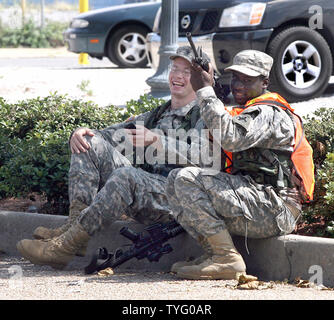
[170,237,211,273]
[32,200,88,256]
[176,230,246,280]
[171,253,211,273]
[17,221,90,270]
[33,200,87,239]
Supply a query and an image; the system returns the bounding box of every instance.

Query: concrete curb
[0,211,203,273]
[1,210,334,287]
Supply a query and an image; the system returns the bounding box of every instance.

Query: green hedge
[302,107,334,237]
[0,20,67,48]
[0,94,163,214]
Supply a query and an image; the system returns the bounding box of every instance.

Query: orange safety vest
[222,92,315,202]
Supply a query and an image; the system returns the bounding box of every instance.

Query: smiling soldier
[166,50,315,280]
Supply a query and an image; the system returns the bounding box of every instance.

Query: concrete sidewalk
[1,210,334,287]
[0,47,76,59]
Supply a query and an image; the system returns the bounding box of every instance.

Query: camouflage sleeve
[197,86,295,152]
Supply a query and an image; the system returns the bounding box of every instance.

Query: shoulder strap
[189,105,201,129]
[174,104,201,131]
[144,100,171,130]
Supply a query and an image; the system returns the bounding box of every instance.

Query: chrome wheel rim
[281,40,321,89]
[117,32,147,65]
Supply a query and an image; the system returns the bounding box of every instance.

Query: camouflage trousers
[68,131,172,236]
[166,167,297,243]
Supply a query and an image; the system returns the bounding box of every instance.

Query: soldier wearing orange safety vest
[166,50,315,281]
[223,91,314,203]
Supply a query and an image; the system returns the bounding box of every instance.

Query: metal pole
[40,0,45,29]
[21,0,26,27]
[146,0,179,100]
[79,0,89,65]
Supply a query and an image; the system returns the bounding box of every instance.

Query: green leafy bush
[300,107,334,237]
[0,93,164,214]
[0,20,67,48]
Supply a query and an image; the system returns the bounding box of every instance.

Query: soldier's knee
[166,168,181,186]
[167,167,203,199]
[166,168,182,197]
[174,167,202,185]
[70,132,108,164]
[86,131,105,149]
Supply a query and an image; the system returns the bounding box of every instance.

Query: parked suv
[147,0,334,102]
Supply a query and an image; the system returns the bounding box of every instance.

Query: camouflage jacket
[196,86,302,209]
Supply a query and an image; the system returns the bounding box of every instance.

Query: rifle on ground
[84,220,185,274]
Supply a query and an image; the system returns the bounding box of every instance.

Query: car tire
[267,26,332,102]
[107,25,149,68]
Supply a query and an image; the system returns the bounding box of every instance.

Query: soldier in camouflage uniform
[166,50,304,280]
[16,46,218,270]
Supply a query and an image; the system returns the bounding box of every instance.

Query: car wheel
[107,25,149,68]
[267,26,332,102]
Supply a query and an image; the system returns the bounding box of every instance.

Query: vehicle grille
[178,9,220,35]
[201,11,219,32]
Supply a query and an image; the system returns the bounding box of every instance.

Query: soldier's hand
[190,61,214,92]
[70,127,95,154]
[125,124,161,148]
